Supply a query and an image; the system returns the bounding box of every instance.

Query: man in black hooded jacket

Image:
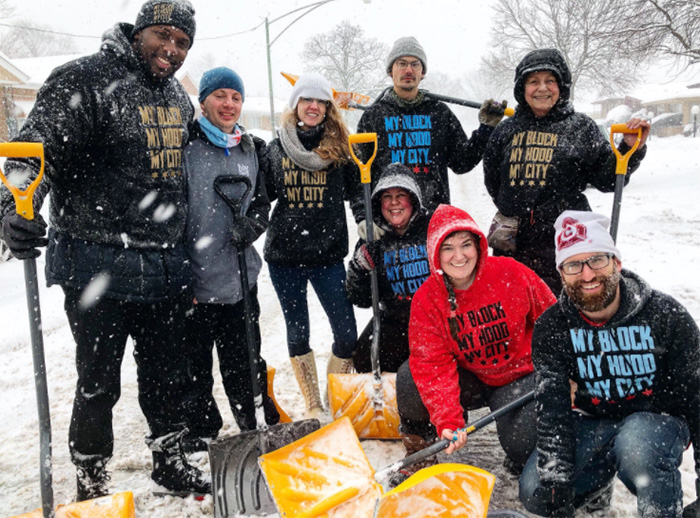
[483,48,649,293]
[520,211,700,518]
[0,0,210,500]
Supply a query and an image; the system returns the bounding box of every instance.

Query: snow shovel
[209,174,320,518]
[327,133,401,440]
[0,143,54,518]
[608,123,643,242]
[259,401,532,518]
[10,492,135,518]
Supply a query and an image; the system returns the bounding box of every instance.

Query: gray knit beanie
[132,0,196,47]
[385,36,427,75]
[288,72,334,109]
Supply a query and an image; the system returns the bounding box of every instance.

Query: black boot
[149,430,212,497]
[75,457,110,501]
[576,480,614,517]
[388,431,438,488]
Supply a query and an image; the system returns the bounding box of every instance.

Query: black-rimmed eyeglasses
[560,254,612,275]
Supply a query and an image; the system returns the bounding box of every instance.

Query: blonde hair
[282,100,352,164]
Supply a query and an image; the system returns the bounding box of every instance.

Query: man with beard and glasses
[350,36,506,240]
[0,0,211,500]
[519,211,700,518]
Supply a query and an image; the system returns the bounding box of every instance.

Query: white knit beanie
[288,72,334,109]
[554,211,621,267]
[385,36,427,74]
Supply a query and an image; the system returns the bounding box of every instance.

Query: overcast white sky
[6,0,508,97]
[6,0,700,105]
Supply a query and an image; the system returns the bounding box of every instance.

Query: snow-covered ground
[1,134,698,517]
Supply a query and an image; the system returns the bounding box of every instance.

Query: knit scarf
[278,118,333,172]
[199,116,242,156]
[389,88,426,109]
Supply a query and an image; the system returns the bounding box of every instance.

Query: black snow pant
[353,313,410,374]
[182,286,279,437]
[396,360,537,467]
[64,287,192,465]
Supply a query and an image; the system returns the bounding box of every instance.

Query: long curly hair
[281,99,352,164]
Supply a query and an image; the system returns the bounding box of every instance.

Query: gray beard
[565,270,621,313]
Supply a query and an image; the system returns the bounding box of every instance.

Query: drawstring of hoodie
[443,274,461,342]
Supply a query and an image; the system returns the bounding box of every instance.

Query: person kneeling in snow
[345,164,430,373]
[519,211,700,517]
[392,204,556,487]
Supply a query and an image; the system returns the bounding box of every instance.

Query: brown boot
[290,352,325,419]
[388,432,438,488]
[326,354,354,405]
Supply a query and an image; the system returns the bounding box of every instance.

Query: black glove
[533,485,575,517]
[684,479,700,517]
[231,216,266,249]
[478,99,508,128]
[1,212,48,259]
[353,241,381,271]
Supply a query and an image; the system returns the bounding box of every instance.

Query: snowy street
[1,134,699,517]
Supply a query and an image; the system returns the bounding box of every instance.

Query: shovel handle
[609,124,642,176]
[374,390,535,482]
[213,174,252,217]
[0,142,45,220]
[423,92,515,117]
[348,133,378,184]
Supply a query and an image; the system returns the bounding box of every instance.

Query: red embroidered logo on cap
[557,217,587,249]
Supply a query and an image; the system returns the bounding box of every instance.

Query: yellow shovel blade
[8,491,135,518]
[328,373,401,439]
[375,464,495,518]
[259,417,383,518]
[267,366,292,423]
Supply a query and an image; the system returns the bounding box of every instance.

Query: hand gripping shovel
[327,133,401,440]
[0,143,53,518]
[208,175,320,518]
[259,393,534,518]
[608,123,643,242]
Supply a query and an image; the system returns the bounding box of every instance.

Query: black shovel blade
[211,419,321,517]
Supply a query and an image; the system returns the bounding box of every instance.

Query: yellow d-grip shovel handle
[348,132,378,184]
[0,142,45,220]
[609,124,642,176]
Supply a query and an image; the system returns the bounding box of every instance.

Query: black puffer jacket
[532,270,700,487]
[346,164,430,321]
[1,23,195,302]
[352,91,493,217]
[262,127,357,266]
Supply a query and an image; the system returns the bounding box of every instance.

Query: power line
[0,20,265,41]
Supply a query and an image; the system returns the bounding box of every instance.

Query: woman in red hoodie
[393,204,556,485]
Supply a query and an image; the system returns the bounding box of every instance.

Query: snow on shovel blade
[8,491,135,518]
[374,464,495,518]
[328,373,400,439]
[210,419,321,517]
[259,417,383,518]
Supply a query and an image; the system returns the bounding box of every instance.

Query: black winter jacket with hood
[483,49,646,230]
[352,90,493,217]
[532,269,700,488]
[346,164,430,322]
[0,23,195,302]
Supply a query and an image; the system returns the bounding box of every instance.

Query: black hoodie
[483,48,646,223]
[532,269,700,487]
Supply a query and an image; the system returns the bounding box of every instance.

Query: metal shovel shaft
[24,258,54,518]
[374,390,535,481]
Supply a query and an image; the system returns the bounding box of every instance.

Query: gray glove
[479,99,508,127]
[357,219,386,241]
